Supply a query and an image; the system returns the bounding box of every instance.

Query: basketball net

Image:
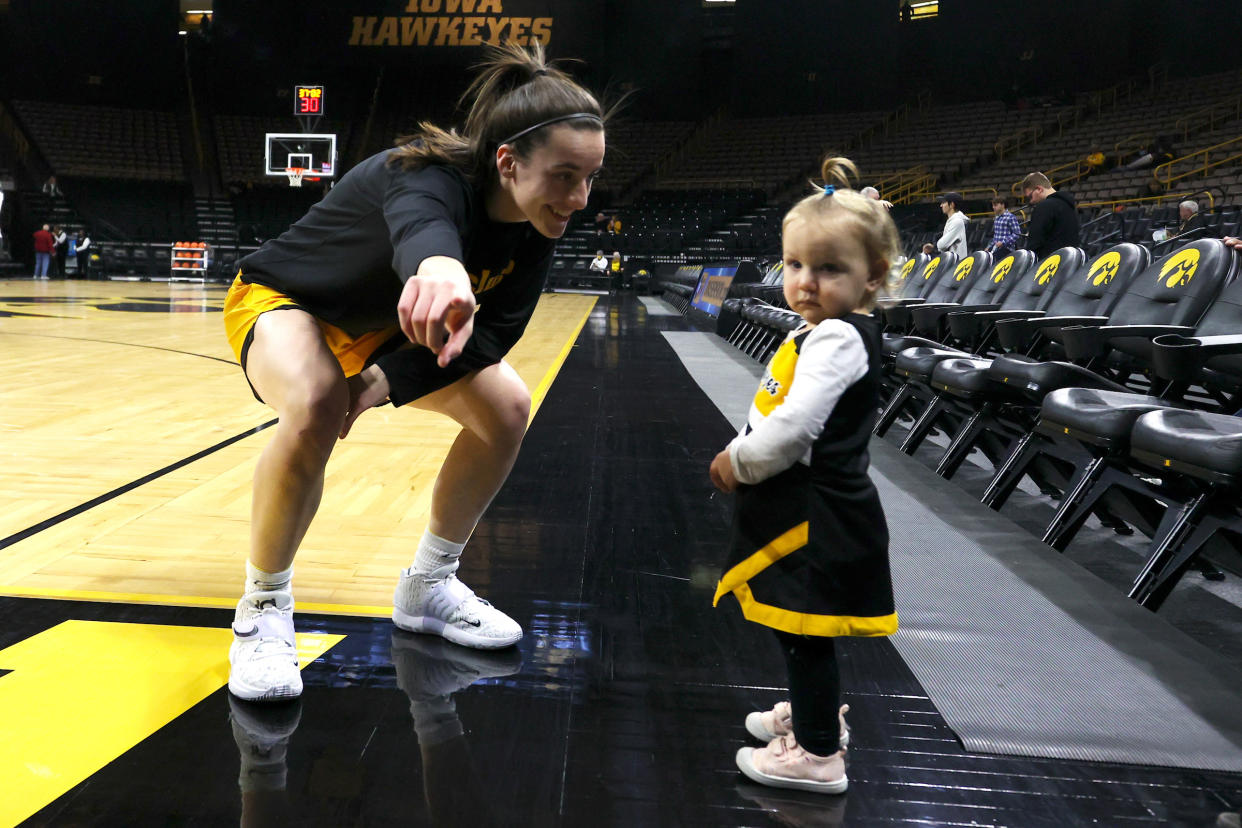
[286,167,305,188]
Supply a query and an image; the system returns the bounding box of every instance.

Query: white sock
[245,560,293,596]
[410,531,466,581]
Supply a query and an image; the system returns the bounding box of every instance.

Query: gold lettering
[348,16,377,46]
[445,0,477,12]
[374,16,399,45]
[484,16,509,44]
[508,17,530,44]
[404,0,420,10]
[460,17,484,45]
[434,17,461,45]
[476,0,503,12]
[530,17,552,45]
[401,16,436,45]
[422,0,442,11]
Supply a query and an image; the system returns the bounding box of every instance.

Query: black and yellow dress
[713,313,897,638]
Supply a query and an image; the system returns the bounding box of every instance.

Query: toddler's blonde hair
[783,156,902,308]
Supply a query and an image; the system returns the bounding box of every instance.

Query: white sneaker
[746,701,850,749]
[228,590,303,702]
[392,568,522,649]
[736,733,849,795]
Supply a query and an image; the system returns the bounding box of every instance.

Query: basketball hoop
[286,167,305,188]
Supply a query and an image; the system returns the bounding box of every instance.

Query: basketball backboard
[264,133,337,180]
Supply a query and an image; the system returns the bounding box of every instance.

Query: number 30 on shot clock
[294,85,324,117]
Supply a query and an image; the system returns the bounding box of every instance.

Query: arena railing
[1175,95,1242,143]
[1154,136,1242,187]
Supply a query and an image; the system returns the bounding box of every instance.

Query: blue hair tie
[822,184,835,196]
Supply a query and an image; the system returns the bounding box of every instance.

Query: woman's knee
[475,374,530,446]
[491,381,531,444]
[280,377,349,449]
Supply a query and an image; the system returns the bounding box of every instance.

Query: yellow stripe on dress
[729,583,898,637]
[713,521,809,605]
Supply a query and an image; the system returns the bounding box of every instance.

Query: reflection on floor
[3,291,1241,827]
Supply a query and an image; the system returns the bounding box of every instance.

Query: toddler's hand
[710,448,739,493]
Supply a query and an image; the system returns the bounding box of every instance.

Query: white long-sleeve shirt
[727,319,868,484]
[936,211,969,259]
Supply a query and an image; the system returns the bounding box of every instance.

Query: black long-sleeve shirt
[238,150,554,406]
[1025,190,1080,260]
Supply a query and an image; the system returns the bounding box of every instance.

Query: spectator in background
[594,211,609,233]
[32,223,54,279]
[608,216,622,234]
[589,250,608,272]
[42,175,63,197]
[922,192,968,259]
[75,230,92,278]
[610,251,623,274]
[1177,200,1206,238]
[1122,136,1176,172]
[1021,172,1079,259]
[988,197,1021,259]
[52,225,68,277]
[860,186,893,210]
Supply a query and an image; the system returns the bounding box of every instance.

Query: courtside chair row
[877,239,1242,609]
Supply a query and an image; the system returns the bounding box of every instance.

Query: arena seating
[596,120,696,194]
[653,111,885,193]
[13,100,183,182]
[853,100,1073,187]
[5,67,1238,293]
[957,69,1242,204]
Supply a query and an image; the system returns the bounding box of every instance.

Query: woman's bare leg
[412,360,531,543]
[244,310,349,572]
[390,359,530,649]
[229,308,347,701]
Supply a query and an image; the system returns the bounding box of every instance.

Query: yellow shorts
[223,273,401,380]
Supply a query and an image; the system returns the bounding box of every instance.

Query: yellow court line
[0,585,392,617]
[528,295,596,420]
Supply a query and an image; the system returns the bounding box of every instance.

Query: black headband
[498,113,603,147]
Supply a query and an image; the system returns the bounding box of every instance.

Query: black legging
[773,630,841,756]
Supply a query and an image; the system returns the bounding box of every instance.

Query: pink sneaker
[736,733,848,795]
[745,702,850,748]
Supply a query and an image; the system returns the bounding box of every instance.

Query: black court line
[0,419,278,550]
[0,331,238,365]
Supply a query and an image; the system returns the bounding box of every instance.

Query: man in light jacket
[923,192,968,259]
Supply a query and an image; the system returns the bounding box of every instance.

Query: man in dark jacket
[1021,172,1080,259]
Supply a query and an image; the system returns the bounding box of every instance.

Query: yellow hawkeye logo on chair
[991,256,1013,283]
[1088,251,1121,286]
[954,258,974,281]
[1159,248,1199,288]
[1036,255,1061,285]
